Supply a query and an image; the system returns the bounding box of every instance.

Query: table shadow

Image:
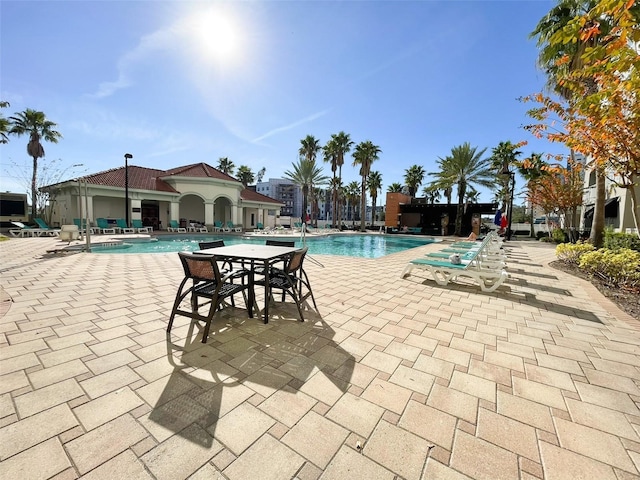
[148,306,355,448]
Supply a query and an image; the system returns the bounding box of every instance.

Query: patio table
[195,243,299,324]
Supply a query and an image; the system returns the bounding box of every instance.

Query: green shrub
[603,231,640,253]
[551,228,566,243]
[556,242,596,265]
[578,248,640,290]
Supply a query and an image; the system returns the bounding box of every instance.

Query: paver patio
[1,235,639,479]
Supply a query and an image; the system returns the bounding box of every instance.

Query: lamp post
[500,164,515,241]
[124,153,133,227]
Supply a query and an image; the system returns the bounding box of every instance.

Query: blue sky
[1,0,566,202]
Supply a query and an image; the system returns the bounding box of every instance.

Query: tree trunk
[31,156,38,219]
[627,173,640,239]
[302,186,309,224]
[360,179,367,232]
[589,165,606,248]
[454,186,465,236]
[372,194,377,224]
[529,208,535,238]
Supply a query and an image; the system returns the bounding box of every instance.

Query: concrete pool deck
[0,236,639,479]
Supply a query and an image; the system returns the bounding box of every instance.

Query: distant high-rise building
[256,178,303,218]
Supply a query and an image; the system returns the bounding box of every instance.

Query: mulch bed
[549,260,640,320]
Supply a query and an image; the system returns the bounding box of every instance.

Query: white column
[170,202,180,223]
[130,199,142,220]
[204,202,214,226]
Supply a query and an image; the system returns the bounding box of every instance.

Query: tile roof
[162,162,239,182]
[83,166,178,193]
[69,162,281,204]
[241,188,283,205]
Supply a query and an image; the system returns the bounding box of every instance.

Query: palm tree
[465,188,480,204]
[236,165,254,187]
[422,186,441,204]
[489,141,522,212]
[428,142,495,236]
[404,165,426,197]
[387,183,403,193]
[328,177,343,225]
[352,141,381,231]
[297,135,326,223]
[519,152,549,237]
[284,158,327,223]
[345,181,360,225]
[9,109,62,218]
[299,135,321,164]
[443,186,453,205]
[217,157,235,175]
[328,132,353,227]
[322,139,338,225]
[309,187,324,227]
[530,0,612,247]
[367,171,383,223]
[0,101,10,144]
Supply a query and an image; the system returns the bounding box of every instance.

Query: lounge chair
[116,218,135,234]
[256,222,264,231]
[226,221,242,233]
[187,222,208,233]
[96,218,119,234]
[131,219,151,233]
[33,218,60,236]
[73,218,87,234]
[167,252,252,343]
[254,247,317,321]
[213,221,224,233]
[8,221,42,237]
[402,243,508,293]
[168,220,187,233]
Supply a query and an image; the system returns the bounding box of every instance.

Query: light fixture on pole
[124,153,133,227]
[500,163,515,241]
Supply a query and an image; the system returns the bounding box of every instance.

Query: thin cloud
[89,26,178,99]
[252,109,331,143]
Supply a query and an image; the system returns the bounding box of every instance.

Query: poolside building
[385,192,498,235]
[41,162,283,231]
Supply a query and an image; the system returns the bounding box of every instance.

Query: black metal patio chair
[168,252,252,343]
[254,247,317,321]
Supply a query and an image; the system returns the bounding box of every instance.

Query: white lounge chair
[9,222,38,237]
[131,219,151,233]
[402,258,508,292]
[168,220,187,233]
[402,237,508,292]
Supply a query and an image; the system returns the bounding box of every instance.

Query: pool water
[92,234,438,258]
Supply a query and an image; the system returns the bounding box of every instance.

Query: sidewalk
[1,236,639,479]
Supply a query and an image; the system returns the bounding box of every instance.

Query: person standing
[500,214,508,236]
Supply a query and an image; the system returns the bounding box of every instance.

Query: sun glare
[192,10,240,63]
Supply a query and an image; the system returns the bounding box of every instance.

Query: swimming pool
[92,234,438,258]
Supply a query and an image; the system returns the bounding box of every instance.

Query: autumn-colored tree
[527,159,584,240]
[524,0,640,241]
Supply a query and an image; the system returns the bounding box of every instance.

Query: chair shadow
[506,268,559,280]
[414,278,604,324]
[506,277,572,296]
[147,304,355,448]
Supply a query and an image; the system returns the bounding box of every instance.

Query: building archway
[179,194,206,226]
[214,196,233,223]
